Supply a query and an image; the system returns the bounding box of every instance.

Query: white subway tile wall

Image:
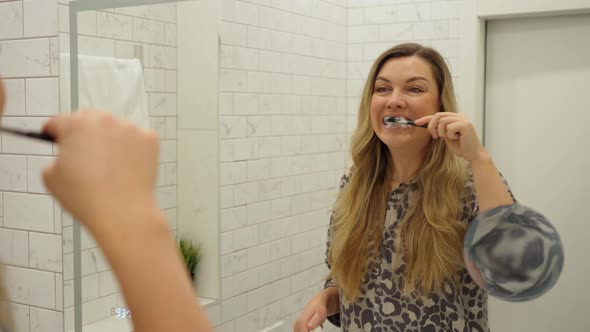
[218,0,347,331]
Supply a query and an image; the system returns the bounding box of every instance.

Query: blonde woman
[293,43,514,331]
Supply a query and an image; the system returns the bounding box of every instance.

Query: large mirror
[0,0,586,332]
[61,0,219,331]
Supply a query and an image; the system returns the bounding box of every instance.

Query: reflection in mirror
[11,1,586,332]
[61,0,219,331]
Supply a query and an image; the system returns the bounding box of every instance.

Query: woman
[294,43,514,331]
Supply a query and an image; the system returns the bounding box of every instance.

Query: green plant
[178,238,201,280]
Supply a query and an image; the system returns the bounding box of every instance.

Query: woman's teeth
[384,116,411,128]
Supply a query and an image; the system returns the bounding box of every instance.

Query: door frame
[457,0,590,145]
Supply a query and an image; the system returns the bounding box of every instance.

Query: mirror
[1,1,585,331]
[60,0,219,331]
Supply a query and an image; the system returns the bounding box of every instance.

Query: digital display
[111,307,132,319]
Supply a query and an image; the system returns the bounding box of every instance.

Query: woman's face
[370,56,440,152]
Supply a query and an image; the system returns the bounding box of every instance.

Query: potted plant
[178,238,201,281]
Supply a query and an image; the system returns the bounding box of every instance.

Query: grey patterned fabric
[325,170,512,332]
[464,203,564,302]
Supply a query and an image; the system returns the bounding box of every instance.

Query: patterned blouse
[325,171,513,332]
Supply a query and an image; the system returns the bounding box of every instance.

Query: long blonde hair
[328,43,469,301]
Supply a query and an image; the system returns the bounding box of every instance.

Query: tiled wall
[215,0,347,331]
[0,0,63,331]
[56,0,179,330]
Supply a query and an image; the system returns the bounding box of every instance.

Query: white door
[484,14,590,332]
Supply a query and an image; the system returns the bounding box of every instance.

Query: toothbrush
[384,116,427,128]
[0,126,55,143]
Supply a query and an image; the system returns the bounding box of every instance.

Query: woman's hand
[42,110,160,236]
[414,113,488,162]
[293,290,330,332]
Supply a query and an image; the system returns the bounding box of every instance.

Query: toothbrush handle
[0,126,56,143]
[25,131,56,142]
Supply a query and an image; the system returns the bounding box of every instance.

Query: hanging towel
[60,54,150,128]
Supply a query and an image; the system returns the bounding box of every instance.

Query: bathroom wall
[0,0,63,331]
[56,0,179,330]
[215,0,347,331]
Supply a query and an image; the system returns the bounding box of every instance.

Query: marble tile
[0,39,51,78]
[78,10,98,36]
[29,232,62,272]
[156,185,177,209]
[30,307,63,332]
[3,79,25,116]
[97,11,133,40]
[148,93,176,116]
[99,271,119,297]
[0,1,23,40]
[147,3,177,23]
[81,294,117,326]
[9,303,30,332]
[78,35,115,57]
[50,37,59,76]
[25,77,59,116]
[165,163,177,185]
[164,117,177,139]
[133,17,165,44]
[0,228,29,267]
[3,192,54,233]
[164,23,176,46]
[159,140,176,163]
[4,265,56,309]
[23,0,58,38]
[147,45,176,69]
[63,279,73,308]
[55,273,63,310]
[0,154,27,192]
[81,248,110,276]
[62,252,73,281]
[82,274,100,302]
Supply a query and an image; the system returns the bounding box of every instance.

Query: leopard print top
[325,171,506,332]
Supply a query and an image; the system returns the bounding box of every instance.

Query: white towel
[60,54,150,128]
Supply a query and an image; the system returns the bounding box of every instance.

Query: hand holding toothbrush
[414,113,489,163]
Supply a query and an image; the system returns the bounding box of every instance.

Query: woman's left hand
[414,113,487,162]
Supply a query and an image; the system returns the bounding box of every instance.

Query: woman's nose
[386,90,407,110]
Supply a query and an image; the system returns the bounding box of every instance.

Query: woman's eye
[408,86,424,93]
[375,86,390,93]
